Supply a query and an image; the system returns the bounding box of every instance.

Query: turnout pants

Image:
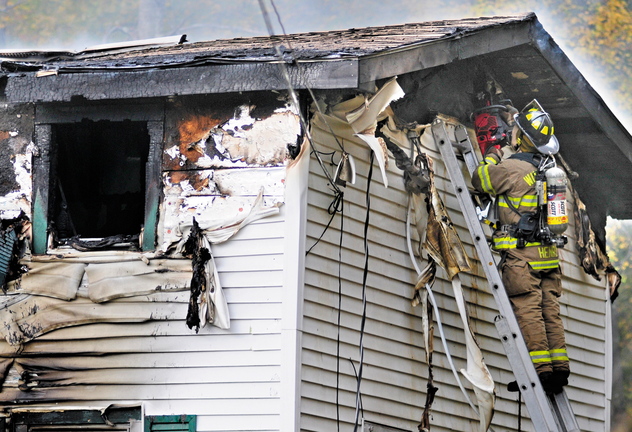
[501,255,569,375]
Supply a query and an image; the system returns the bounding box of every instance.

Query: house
[0,12,628,432]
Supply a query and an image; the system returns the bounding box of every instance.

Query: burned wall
[0,103,34,219]
[0,89,303,402]
[391,59,486,126]
[158,91,301,252]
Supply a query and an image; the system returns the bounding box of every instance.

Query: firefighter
[471,105,570,395]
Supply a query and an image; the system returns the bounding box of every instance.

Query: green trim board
[144,415,196,432]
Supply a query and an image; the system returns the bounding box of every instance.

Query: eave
[1,13,631,240]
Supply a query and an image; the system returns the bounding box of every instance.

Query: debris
[182,218,211,333]
[63,234,140,252]
[571,184,621,300]
[418,287,438,432]
[376,122,429,194]
[422,154,472,278]
[0,212,29,291]
[333,152,356,187]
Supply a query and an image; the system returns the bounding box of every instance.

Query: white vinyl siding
[0,215,287,432]
[303,118,610,431]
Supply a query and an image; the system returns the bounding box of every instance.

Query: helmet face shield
[516,130,537,153]
[538,134,559,155]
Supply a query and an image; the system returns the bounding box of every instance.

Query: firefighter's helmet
[514,108,559,155]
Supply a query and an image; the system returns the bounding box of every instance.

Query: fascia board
[357,19,533,86]
[3,59,359,103]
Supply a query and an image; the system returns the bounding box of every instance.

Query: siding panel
[303,117,610,431]
[0,218,287,432]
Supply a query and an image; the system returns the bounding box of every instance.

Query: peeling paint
[222,105,256,138]
[0,151,32,220]
[164,104,300,170]
[0,96,291,397]
[215,109,300,166]
[167,170,214,193]
[159,101,297,254]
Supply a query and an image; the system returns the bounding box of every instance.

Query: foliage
[470,0,632,123]
[607,219,632,422]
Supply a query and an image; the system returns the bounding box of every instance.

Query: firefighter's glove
[501,105,519,127]
[483,146,503,165]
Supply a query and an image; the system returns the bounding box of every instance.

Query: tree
[607,219,632,429]
[469,0,632,123]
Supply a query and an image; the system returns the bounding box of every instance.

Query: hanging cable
[335,200,345,432]
[353,151,374,432]
[256,6,353,431]
[348,358,364,419]
[259,0,346,260]
[257,0,343,196]
[268,0,345,153]
[306,151,345,255]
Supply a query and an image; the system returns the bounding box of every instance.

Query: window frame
[11,407,143,432]
[32,101,164,254]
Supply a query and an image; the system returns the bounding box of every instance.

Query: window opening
[50,119,150,249]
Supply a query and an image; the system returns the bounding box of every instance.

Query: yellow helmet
[514,107,559,155]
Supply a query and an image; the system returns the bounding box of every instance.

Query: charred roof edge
[357,16,534,86]
[2,59,360,103]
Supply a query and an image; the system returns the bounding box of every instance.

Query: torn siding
[2,257,191,345]
[303,81,611,431]
[0,209,286,417]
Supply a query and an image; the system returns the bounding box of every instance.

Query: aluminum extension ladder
[431,118,580,432]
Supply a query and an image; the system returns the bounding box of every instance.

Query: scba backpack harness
[501,153,568,249]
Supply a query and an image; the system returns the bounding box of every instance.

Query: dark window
[51,120,150,239]
[32,102,164,254]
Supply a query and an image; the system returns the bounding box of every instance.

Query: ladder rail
[431,118,580,432]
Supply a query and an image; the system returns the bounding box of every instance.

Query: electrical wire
[257,0,342,197]
[353,151,374,432]
[335,200,345,432]
[268,0,345,154]
[257,4,351,431]
[305,152,345,255]
[259,3,484,429]
[348,358,364,419]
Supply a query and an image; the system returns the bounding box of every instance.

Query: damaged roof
[1,12,630,240]
[0,15,531,68]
